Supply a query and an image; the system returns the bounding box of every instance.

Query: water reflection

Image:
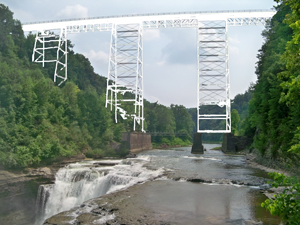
[139,144,281,224]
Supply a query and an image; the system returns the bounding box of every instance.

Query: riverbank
[246,153,291,176]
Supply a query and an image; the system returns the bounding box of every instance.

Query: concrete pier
[222,133,252,153]
[191,133,204,154]
[121,132,152,153]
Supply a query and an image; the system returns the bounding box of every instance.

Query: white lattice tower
[106,23,144,132]
[32,28,67,86]
[197,20,230,133]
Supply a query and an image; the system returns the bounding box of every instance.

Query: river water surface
[36,144,281,224]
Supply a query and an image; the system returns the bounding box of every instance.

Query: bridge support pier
[121,132,152,153]
[222,133,252,153]
[191,133,204,154]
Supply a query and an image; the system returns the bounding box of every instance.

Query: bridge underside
[27,11,274,133]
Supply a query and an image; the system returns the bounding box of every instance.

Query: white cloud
[144,29,160,41]
[228,36,241,55]
[84,50,109,64]
[228,36,241,45]
[229,46,239,55]
[157,60,165,66]
[12,9,34,22]
[56,4,88,19]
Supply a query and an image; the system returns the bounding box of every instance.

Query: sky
[3,0,277,108]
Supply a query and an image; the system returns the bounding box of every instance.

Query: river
[32,144,282,224]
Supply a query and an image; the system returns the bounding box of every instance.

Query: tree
[0,4,25,57]
[245,3,294,158]
[171,104,194,141]
[231,109,240,135]
[261,172,300,224]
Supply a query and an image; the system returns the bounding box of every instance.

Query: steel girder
[32,28,68,86]
[63,17,271,33]
[23,10,276,33]
[106,23,144,132]
[142,17,269,29]
[197,20,230,133]
[30,17,272,34]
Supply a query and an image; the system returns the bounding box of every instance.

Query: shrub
[84,149,104,159]
[261,172,300,224]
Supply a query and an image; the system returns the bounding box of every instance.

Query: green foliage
[289,127,300,156]
[231,109,240,135]
[0,4,25,58]
[0,4,126,168]
[276,0,300,159]
[158,137,191,147]
[244,2,299,160]
[261,172,300,224]
[85,149,104,159]
[170,104,194,142]
[145,102,193,146]
[231,85,254,136]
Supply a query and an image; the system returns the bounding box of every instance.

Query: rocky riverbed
[0,147,286,225]
[44,182,280,225]
[42,146,283,225]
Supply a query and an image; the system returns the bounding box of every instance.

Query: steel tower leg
[106,23,144,132]
[197,20,231,133]
[32,28,68,86]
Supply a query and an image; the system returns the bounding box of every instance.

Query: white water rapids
[35,156,164,225]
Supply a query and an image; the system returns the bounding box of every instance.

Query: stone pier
[191,133,204,154]
[121,132,152,153]
[222,133,252,153]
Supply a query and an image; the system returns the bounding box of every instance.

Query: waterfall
[35,184,53,225]
[35,156,163,224]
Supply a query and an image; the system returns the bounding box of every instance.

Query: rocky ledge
[0,153,86,225]
[44,182,159,225]
[44,179,269,225]
[43,153,285,225]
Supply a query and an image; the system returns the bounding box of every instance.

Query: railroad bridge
[22,9,275,136]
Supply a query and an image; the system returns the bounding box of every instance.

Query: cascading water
[35,156,163,225]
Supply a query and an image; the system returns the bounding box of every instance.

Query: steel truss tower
[32,28,68,86]
[197,20,230,133]
[106,23,144,132]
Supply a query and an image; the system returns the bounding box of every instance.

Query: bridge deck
[22,9,276,32]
